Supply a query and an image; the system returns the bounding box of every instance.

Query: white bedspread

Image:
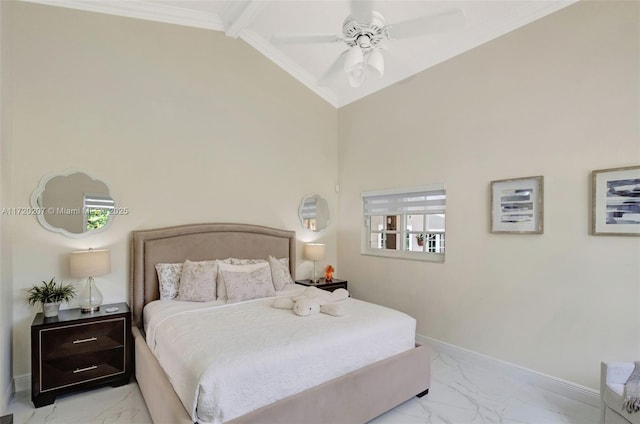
[145,291,416,424]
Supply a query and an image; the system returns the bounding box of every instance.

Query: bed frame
[130,223,430,424]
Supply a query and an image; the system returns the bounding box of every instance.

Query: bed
[130,223,430,424]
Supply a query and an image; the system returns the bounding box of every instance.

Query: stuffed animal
[272,286,349,317]
[292,297,322,317]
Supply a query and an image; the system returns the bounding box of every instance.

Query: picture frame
[491,176,543,234]
[591,165,640,236]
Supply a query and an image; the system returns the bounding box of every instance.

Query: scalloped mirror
[299,194,329,232]
[31,170,115,238]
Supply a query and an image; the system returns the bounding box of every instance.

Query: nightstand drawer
[41,347,125,391]
[40,318,125,360]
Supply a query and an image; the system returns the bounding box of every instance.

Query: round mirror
[31,170,115,238]
[299,194,329,232]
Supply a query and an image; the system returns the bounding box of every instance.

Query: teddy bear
[272,286,349,317]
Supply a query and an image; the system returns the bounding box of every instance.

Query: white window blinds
[84,194,115,210]
[362,185,445,216]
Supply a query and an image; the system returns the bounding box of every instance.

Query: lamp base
[81,305,100,313]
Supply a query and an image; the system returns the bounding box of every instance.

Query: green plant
[415,234,425,243]
[25,278,76,306]
[86,209,110,230]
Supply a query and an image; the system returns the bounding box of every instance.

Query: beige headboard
[130,223,296,329]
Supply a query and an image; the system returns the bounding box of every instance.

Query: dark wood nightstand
[296,278,348,292]
[31,302,132,407]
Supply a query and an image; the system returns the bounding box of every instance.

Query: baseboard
[416,334,600,408]
[12,374,29,394]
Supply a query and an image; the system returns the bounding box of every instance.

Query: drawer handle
[73,365,98,374]
[73,337,97,344]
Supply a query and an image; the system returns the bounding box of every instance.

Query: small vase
[43,302,61,317]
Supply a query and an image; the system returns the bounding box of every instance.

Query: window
[362,184,446,262]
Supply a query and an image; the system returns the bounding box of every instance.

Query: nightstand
[30,302,132,407]
[296,278,348,292]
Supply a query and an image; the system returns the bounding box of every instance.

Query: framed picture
[592,165,640,236]
[491,176,543,234]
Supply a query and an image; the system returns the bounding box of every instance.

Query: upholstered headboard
[130,223,296,329]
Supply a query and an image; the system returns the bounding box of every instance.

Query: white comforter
[145,289,416,424]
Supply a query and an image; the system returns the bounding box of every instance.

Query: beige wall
[6,0,639,394]
[9,2,337,377]
[0,0,13,412]
[337,0,639,389]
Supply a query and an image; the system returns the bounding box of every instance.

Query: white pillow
[222,266,275,303]
[217,261,271,302]
[230,258,267,265]
[176,260,218,302]
[155,263,183,300]
[268,256,293,291]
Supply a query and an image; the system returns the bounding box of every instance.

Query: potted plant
[25,278,76,317]
[415,234,425,246]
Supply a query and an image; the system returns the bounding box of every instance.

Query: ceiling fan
[272,1,465,88]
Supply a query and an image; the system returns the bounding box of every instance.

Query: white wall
[9,2,337,378]
[337,0,640,390]
[0,0,13,413]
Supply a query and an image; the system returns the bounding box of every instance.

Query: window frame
[361,184,446,263]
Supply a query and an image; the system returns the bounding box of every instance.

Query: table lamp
[70,249,110,312]
[304,243,325,283]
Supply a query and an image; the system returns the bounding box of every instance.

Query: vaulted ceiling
[22,0,576,107]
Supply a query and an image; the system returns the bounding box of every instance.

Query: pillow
[268,256,293,291]
[155,263,183,300]
[176,260,218,302]
[222,266,275,303]
[230,258,267,265]
[217,262,271,302]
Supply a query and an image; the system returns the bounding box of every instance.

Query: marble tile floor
[8,349,600,424]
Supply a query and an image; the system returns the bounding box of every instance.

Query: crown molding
[19,0,225,31]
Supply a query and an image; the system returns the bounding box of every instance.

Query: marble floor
[8,349,600,424]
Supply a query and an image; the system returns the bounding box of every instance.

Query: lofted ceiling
[22,0,577,107]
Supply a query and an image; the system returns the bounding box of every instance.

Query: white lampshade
[70,249,111,278]
[304,243,326,261]
[367,49,384,77]
[70,249,110,313]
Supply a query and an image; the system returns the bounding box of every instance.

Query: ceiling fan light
[357,35,372,49]
[367,50,384,77]
[348,67,365,88]
[344,45,364,73]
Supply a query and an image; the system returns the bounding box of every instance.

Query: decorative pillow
[230,258,267,265]
[176,260,218,302]
[217,261,271,302]
[268,256,293,291]
[222,266,276,303]
[155,263,183,300]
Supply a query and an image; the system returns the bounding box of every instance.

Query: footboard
[135,324,430,424]
[229,343,431,424]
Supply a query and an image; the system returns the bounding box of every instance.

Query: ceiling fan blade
[318,50,348,86]
[349,0,373,23]
[271,33,341,45]
[388,8,465,39]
